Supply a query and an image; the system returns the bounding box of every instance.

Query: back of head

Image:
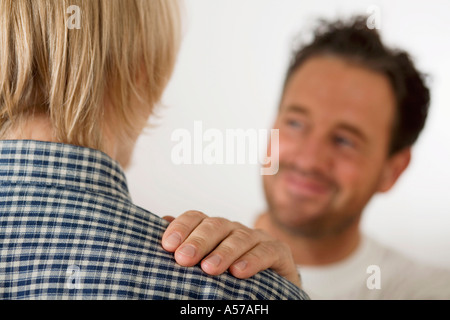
[284,16,430,155]
[0,0,181,152]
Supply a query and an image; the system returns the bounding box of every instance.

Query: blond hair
[0,0,180,151]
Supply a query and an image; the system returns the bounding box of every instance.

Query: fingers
[229,240,301,287]
[161,211,301,287]
[161,211,265,272]
[161,210,207,252]
[162,211,237,268]
[200,227,264,275]
[173,216,239,267]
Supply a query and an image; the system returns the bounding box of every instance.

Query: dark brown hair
[283,16,430,155]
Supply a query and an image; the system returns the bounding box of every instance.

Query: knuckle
[167,210,208,235]
[185,235,207,250]
[214,229,254,258]
[214,243,235,257]
[183,210,207,220]
[167,220,192,235]
[230,227,253,242]
[242,244,270,263]
[202,217,228,231]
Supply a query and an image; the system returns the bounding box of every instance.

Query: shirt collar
[0,140,131,202]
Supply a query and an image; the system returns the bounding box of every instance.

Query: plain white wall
[125,0,450,269]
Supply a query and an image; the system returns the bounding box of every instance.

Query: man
[164,16,450,299]
[0,0,307,300]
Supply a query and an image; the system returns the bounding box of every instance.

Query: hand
[161,210,301,287]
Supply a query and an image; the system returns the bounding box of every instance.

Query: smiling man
[254,16,450,299]
[165,15,450,299]
[260,54,401,255]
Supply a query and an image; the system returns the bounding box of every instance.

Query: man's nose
[291,134,332,173]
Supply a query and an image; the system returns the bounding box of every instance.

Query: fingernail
[233,260,248,271]
[204,255,222,267]
[178,244,196,258]
[164,233,181,249]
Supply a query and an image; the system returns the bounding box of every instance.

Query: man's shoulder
[0,182,307,299]
[120,204,308,300]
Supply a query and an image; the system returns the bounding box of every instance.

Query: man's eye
[335,136,355,148]
[286,119,303,129]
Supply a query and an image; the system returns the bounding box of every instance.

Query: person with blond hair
[0,0,308,300]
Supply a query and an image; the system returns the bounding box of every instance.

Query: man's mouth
[280,170,333,199]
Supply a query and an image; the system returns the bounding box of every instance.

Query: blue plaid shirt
[0,140,308,300]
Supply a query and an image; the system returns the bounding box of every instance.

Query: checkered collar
[0,140,131,202]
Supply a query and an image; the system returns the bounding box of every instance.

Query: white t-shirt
[297,235,450,299]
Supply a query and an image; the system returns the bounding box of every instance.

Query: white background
[126,0,450,269]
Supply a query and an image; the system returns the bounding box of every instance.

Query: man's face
[263,56,398,237]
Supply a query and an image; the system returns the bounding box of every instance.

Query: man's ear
[377,147,411,193]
